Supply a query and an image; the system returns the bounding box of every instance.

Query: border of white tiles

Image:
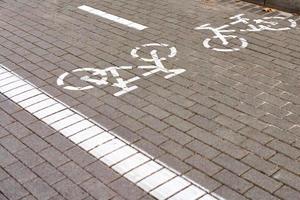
[0,64,225,200]
[78,5,148,31]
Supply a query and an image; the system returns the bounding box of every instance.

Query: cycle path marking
[0,64,225,200]
[78,5,148,31]
[56,43,186,97]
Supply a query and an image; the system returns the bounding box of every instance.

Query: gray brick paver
[45,133,75,152]
[39,147,70,167]
[270,153,300,175]
[0,146,18,167]
[242,154,279,176]
[1,0,300,200]
[214,185,248,200]
[273,169,300,191]
[241,139,275,159]
[23,178,58,200]
[242,169,283,193]
[245,186,280,200]
[32,162,66,185]
[275,186,300,200]
[64,146,97,168]
[161,140,193,160]
[81,178,116,200]
[53,179,89,200]
[267,140,300,159]
[0,167,9,181]
[213,153,250,176]
[109,178,145,200]
[164,115,195,132]
[84,161,120,184]
[0,135,27,154]
[0,178,29,200]
[22,134,50,152]
[160,153,192,173]
[214,169,253,193]
[186,154,222,176]
[5,161,37,184]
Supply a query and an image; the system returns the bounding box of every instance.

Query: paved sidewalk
[0,0,300,199]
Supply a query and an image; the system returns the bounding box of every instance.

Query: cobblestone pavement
[0,0,300,199]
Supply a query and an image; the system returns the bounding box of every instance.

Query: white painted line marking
[150,177,190,199]
[200,194,219,200]
[26,99,57,113]
[112,153,150,175]
[101,145,137,166]
[42,109,74,124]
[89,139,126,158]
[19,94,51,108]
[69,126,103,144]
[0,72,13,80]
[137,169,176,192]
[169,185,206,200]
[78,5,148,31]
[1,80,26,93]
[11,89,41,103]
[4,85,34,98]
[124,161,162,183]
[34,104,66,119]
[79,132,114,151]
[0,76,20,87]
[60,120,94,137]
[0,64,225,200]
[51,114,84,131]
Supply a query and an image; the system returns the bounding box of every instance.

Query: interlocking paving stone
[213,153,250,176]
[5,161,37,184]
[214,185,248,200]
[186,154,222,176]
[1,0,300,199]
[109,178,145,200]
[136,127,168,145]
[273,169,300,191]
[274,186,300,200]
[0,146,18,167]
[267,139,300,159]
[243,169,283,193]
[85,161,120,184]
[64,146,97,168]
[53,179,89,200]
[0,178,29,200]
[245,186,280,200]
[162,127,193,145]
[32,162,66,185]
[81,178,116,200]
[39,147,70,167]
[242,154,279,176]
[241,139,275,159]
[0,167,9,181]
[0,135,27,153]
[161,140,193,160]
[214,169,253,193]
[23,178,57,200]
[270,153,300,175]
[58,162,92,184]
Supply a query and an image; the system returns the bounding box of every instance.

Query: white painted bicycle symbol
[195,14,297,52]
[57,43,185,96]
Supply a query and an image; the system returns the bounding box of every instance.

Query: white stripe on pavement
[78,5,148,31]
[0,64,225,200]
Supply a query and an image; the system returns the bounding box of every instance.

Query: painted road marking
[78,5,148,31]
[0,64,226,200]
[57,43,185,97]
[195,13,297,52]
